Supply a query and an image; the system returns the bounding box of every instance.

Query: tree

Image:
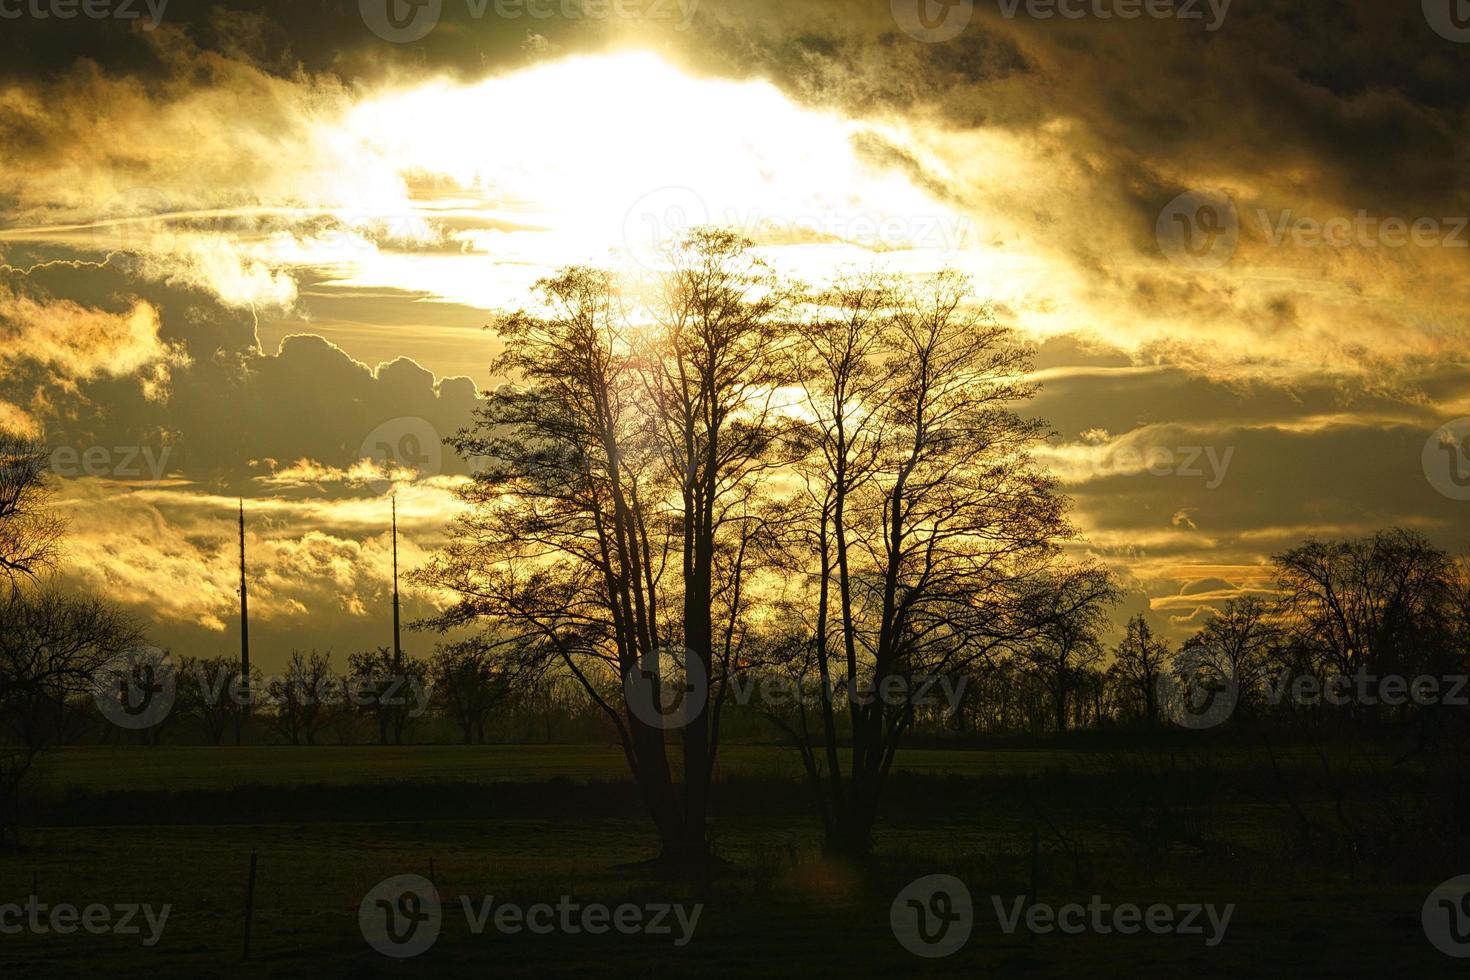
[1019,566,1121,732]
[1185,595,1281,717]
[1273,528,1456,681]
[175,655,252,746]
[0,434,65,592]
[0,586,141,846]
[418,234,792,864]
[347,646,425,745]
[636,228,797,859]
[417,264,686,855]
[266,649,335,746]
[429,639,514,744]
[780,269,1075,856]
[1110,614,1172,726]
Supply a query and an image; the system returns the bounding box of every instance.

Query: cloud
[55,476,459,665]
[0,284,184,390]
[2,1,1467,652]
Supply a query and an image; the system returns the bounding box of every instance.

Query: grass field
[0,739,1456,977]
[25,737,1392,796]
[24,743,1087,795]
[0,815,1447,977]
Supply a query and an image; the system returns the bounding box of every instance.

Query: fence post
[243,849,258,961]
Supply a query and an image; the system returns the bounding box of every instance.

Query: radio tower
[238,499,250,744]
[392,495,402,675]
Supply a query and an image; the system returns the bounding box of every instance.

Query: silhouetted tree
[1185,595,1281,718]
[266,649,335,746]
[779,269,1076,856]
[175,655,252,746]
[1274,528,1456,681]
[1019,566,1121,732]
[0,586,140,846]
[1110,614,1171,727]
[418,232,791,864]
[429,639,513,744]
[0,434,65,593]
[348,646,425,745]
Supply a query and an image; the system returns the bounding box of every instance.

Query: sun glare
[330,51,977,295]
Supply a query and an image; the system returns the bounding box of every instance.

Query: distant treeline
[18,527,1466,751]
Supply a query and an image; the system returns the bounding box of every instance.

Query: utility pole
[392,495,402,676]
[238,499,250,745]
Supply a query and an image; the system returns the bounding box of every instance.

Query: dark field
[0,741,1457,977]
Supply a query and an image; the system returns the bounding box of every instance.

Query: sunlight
[331,51,980,293]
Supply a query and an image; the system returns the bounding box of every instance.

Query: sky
[0,0,1467,669]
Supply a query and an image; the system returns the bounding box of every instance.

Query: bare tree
[348,646,425,745]
[1185,595,1282,717]
[1109,614,1172,726]
[417,264,687,855]
[1019,566,1121,732]
[266,649,335,746]
[0,434,65,594]
[637,228,797,859]
[1273,528,1456,680]
[175,655,252,746]
[0,586,141,846]
[429,639,517,744]
[419,235,793,864]
[781,269,1075,856]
